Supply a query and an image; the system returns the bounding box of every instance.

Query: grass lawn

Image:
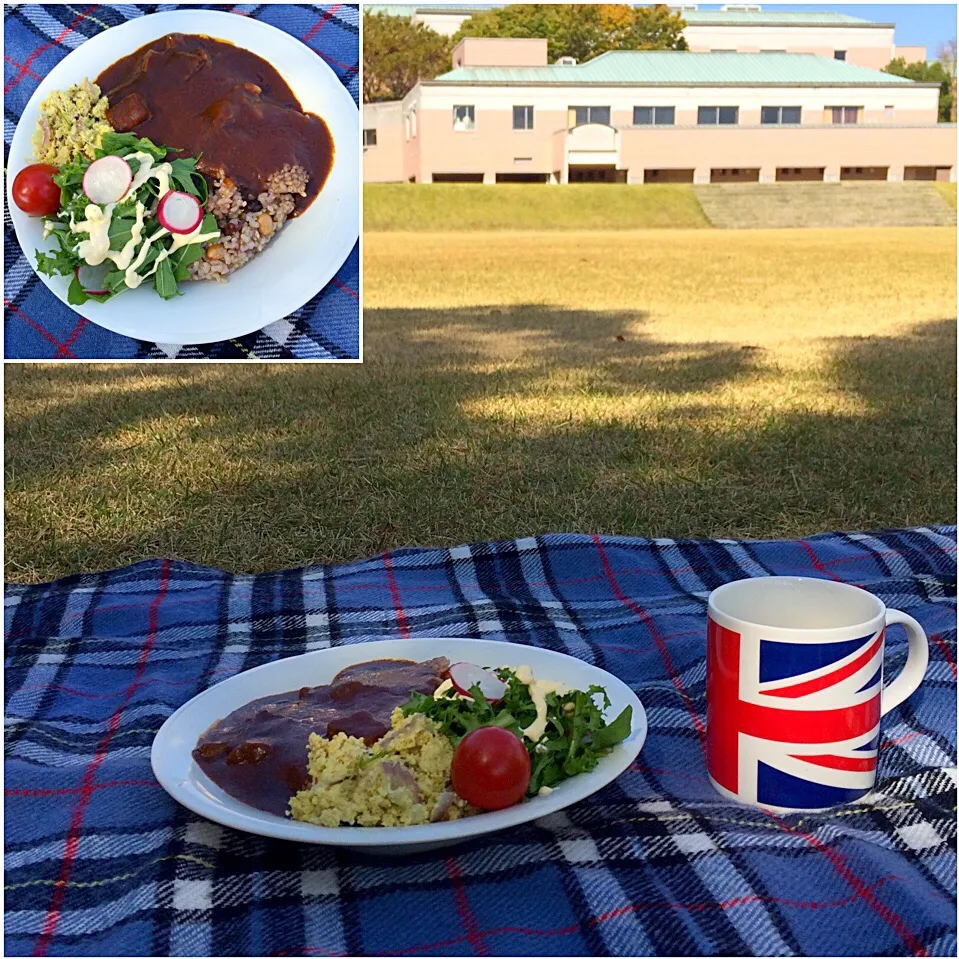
[5,226,956,583]
[364,183,710,230]
[935,182,957,209]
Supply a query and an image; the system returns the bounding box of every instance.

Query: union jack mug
[706,576,929,812]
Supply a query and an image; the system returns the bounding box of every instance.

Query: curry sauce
[96,33,334,214]
[192,658,448,816]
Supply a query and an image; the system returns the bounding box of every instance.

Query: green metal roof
[681,11,885,27]
[432,51,917,86]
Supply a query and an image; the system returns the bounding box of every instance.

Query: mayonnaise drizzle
[513,665,572,743]
[124,222,220,290]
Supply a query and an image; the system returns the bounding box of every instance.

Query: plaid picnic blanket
[5,527,957,957]
[3,4,359,359]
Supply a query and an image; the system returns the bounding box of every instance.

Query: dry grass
[5,227,956,583]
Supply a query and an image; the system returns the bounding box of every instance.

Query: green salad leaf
[34,133,218,305]
[402,668,632,798]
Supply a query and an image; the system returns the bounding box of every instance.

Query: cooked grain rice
[189,164,308,282]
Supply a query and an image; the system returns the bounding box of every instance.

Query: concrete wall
[411,9,476,36]
[362,101,405,183]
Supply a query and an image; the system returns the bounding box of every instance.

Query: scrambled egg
[32,79,112,166]
[288,709,472,828]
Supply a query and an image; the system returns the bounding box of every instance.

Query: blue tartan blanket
[5,528,957,957]
[3,4,359,359]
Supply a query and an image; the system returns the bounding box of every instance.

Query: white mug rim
[708,575,887,641]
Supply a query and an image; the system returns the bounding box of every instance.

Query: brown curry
[192,658,448,816]
[95,33,334,213]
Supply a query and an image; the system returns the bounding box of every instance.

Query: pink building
[363,7,955,185]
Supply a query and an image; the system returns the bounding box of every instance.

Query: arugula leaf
[154,256,180,300]
[35,244,76,278]
[67,272,88,305]
[591,706,632,750]
[99,131,172,161]
[169,157,209,204]
[108,214,139,252]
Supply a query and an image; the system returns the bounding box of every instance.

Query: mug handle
[880,609,930,717]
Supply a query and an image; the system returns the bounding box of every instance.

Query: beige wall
[894,45,928,63]
[409,106,565,182]
[364,76,950,184]
[363,102,405,183]
[618,124,957,183]
[683,23,896,69]
[452,37,548,68]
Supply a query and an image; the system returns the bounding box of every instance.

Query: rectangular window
[513,105,534,130]
[834,50,847,60]
[830,106,860,125]
[698,106,739,125]
[453,105,475,131]
[633,106,675,126]
[761,106,802,125]
[362,128,377,147]
[569,105,611,127]
[885,105,895,119]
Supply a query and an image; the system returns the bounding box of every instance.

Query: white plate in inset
[151,638,646,852]
[6,10,358,345]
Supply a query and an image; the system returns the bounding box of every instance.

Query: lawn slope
[364,183,710,231]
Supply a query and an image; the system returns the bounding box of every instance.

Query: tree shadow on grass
[4,309,956,580]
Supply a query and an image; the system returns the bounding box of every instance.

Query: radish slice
[449,663,507,703]
[83,156,132,205]
[157,190,202,235]
[74,265,109,296]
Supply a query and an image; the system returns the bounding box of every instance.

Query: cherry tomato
[451,726,531,810]
[12,164,61,217]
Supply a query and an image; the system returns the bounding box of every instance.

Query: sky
[694,5,957,55]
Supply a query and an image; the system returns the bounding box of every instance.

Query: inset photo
[4,4,359,360]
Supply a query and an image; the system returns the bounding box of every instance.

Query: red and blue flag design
[707,619,883,809]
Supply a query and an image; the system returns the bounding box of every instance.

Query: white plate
[6,10,359,345]
[151,638,647,852]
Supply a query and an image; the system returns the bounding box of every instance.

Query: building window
[569,105,611,127]
[513,105,534,130]
[410,109,417,138]
[453,105,475,131]
[698,106,739,125]
[830,106,860,125]
[363,128,377,147]
[761,106,802,125]
[633,106,675,126]
[834,50,847,60]
[885,105,895,119]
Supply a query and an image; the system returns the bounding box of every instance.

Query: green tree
[454,4,687,63]
[363,11,453,103]
[883,56,954,122]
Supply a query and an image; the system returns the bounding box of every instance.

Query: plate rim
[151,638,647,846]
[6,8,359,346]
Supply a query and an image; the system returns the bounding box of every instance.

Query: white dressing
[513,665,573,743]
[432,678,472,702]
